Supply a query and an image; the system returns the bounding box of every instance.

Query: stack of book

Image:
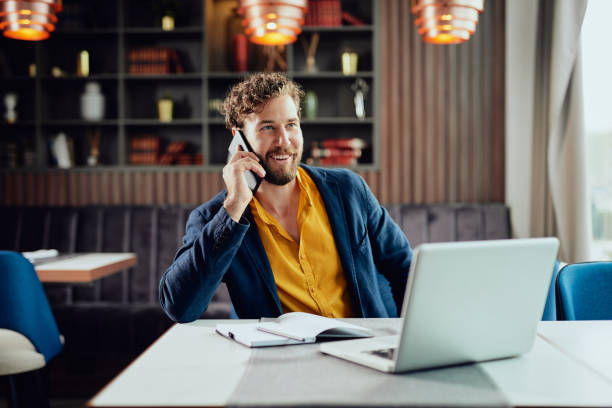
[129,138,196,165]
[305,0,342,26]
[307,138,365,166]
[176,153,192,165]
[159,141,187,165]
[127,47,184,74]
[129,135,160,165]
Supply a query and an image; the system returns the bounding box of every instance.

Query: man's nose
[276,127,291,146]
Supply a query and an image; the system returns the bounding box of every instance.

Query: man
[159,73,412,322]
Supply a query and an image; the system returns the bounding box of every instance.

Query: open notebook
[216,312,373,347]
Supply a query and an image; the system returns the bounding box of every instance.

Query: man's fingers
[234,157,266,178]
[229,149,260,164]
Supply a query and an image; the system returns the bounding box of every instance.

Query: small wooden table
[34,253,137,283]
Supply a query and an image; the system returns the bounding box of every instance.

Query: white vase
[80,81,105,121]
[4,93,17,124]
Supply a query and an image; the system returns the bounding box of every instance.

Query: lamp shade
[411,0,483,44]
[238,0,307,45]
[0,0,62,41]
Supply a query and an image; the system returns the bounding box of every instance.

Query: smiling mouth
[268,152,295,162]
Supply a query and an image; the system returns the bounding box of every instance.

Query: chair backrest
[0,251,63,362]
[556,262,612,320]
[541,260,561,321]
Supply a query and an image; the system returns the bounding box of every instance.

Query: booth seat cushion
[0,203,510,398]
[385,203,510,245]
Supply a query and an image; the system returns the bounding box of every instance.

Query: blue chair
[0,251,64,407]
[542,260,561,320]
[556,262,612,320]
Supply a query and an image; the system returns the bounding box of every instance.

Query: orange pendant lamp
[0,0,62,41]
[238,0,308,46]
[411,0,483,44]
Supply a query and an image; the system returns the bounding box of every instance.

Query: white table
[35,253,137,283]
[87,320,612,407]
[537,321,612,384]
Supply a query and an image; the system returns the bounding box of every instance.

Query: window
[582,0,612,260]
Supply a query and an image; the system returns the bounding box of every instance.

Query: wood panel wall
[0,171,225,206]
[372,0,505,204]
[0,0,505,207]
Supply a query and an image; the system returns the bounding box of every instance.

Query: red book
[311,0,320,25]
[332,0,342,26]
[318,156,358,166]
[177,154,192,165]
[342,11,366,26]
[233,34,248,72]
[159,141,187,165]
[312,146,362,158]
[129,136,160,164]
[323,0,328,26]
[321,138,367,150]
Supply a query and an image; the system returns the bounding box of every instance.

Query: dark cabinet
[0,0,378,171]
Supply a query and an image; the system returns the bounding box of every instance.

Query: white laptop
[320,237,559,373]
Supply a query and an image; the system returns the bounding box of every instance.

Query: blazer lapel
[302,166,362,312]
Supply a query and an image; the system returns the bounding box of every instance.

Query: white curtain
[506,0,592,262]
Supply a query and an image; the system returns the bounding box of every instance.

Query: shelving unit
[0,0,378,171]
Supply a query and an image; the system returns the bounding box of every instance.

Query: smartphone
[227,130,262,193]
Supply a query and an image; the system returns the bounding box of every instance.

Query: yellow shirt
[249,167,354,317]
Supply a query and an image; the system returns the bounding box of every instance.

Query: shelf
[53,28,120,35]
[206,71,373,79]
[301,117,373,124]
[124,119,202,126]
[208,118,372,125]
[0,76,35,81]
[123,27,203,34]
[1,121,36,127]
[1,165,211,173]
[42,120,119,126]
[302,25,373,32]
[0,162,377,173]
[40,74,119,80]
[124,73,202,80]
[292,71,373,79]
[0,0,378,172]
[206,72,261,79]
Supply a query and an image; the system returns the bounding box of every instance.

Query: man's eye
[288,122,298,128]
[260,125,274,131]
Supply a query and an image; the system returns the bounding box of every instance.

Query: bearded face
[241,95,304,186]
[259,144,303,185]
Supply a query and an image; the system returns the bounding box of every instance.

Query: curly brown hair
[220,72,304,130]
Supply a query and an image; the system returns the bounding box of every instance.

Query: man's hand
[222,146,266,222]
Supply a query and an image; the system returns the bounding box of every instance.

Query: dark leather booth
[0,203,510,397]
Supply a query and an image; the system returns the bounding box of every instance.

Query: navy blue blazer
[159,165,413,322]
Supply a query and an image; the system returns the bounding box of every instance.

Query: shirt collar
[296,167,313,210]
[250,167,314,226]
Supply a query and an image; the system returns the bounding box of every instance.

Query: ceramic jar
[80,81,105,121]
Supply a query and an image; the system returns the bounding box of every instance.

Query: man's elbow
[159,280,197,323]
[159,279,208,323]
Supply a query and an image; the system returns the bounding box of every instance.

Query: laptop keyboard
[365,347,397,360]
